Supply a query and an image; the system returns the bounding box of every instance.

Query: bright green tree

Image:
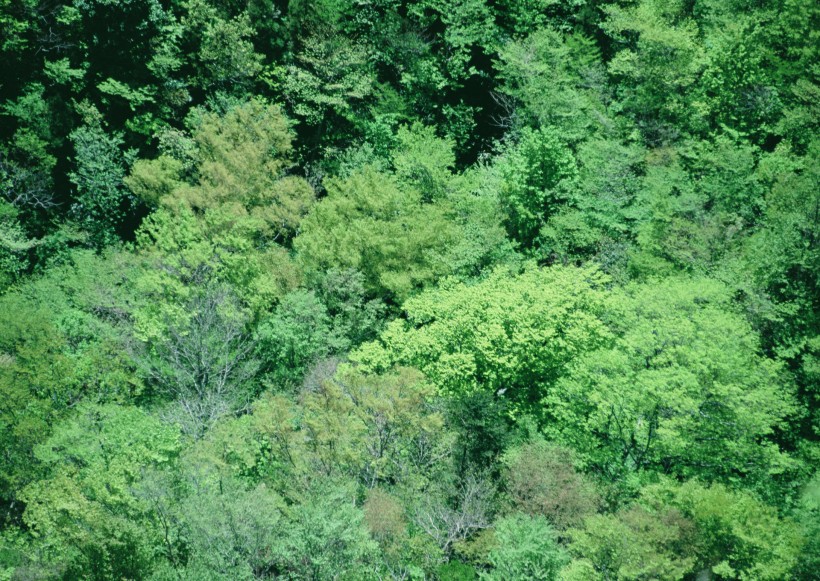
[295,166,461,302]
[482,514,567,581]
[354,264,609,416]
[20,404,180,580]
[546,277,796,484]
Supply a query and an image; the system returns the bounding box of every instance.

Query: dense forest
[0,0,818,578]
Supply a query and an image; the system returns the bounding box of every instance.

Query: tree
[794,474,820,578]
[137,284,259,438]
[181,0,263,91]
[0,298,65,511]
[500,438,599,530]
[0,83,59,214]
[564,505,696,581]
[174,474,285,578]
[302,365,449,488]
[391,122,457,202]
[69,115,132,247]
[414,472,495,554]
[255,289,336,390]
[135,204,300,317]
[0,200,34,290]
[127,98,315,243]
[276,479,378,579]
[496,127,577,248]
[482,514,568,581]
[295,166,461,302]
[281,32,375,131]
[353,264,609,416]
[602,0,709,140]
[494,28,607,142]
[545,277,797,485]
[20,404,180,580]
[639,479,803,580]
[537,138,644,270]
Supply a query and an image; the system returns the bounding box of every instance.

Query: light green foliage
[135,205,299,320]
[11,249,145,402]
[0,299,64,505]
[188,99,313,238]
[20,404,180,580]
[128,98,315,241]
[175,475,285,578]
[392,122,456,201]
[276,480,378,579]
[496,127,577,248]
[44,57,86,87]
[546,278,796,482]
[303,365,448,488]
[564,505,695,581]
[354,264,609,415]
[0,250,143,503]
[295,166,460,302]
[281,33,375,128]
[495,28,606,141]
[639,480,803,580]
[0,0,817,577]
[482,514,567,581]
[125,155,184,205]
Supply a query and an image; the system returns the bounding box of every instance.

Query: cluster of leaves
[1,0,819,579]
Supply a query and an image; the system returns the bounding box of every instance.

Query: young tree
[137,284,259,438]
[483,514,568,581]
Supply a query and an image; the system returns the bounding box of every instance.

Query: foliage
[500,438,599,530]
[295,166,461,302]
[69,117,133,247]
[127,98,315,242]
[20,404,180,579]
[354,264,609,415]
[496,127,577,248]
[546,277,797,484]
[0,0,817,578]
[482,513,567,581]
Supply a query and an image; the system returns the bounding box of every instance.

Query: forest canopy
[0,0,818,579]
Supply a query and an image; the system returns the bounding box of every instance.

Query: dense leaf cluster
[1,0,818,579]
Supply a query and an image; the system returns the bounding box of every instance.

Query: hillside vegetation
[0,0,818,579]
